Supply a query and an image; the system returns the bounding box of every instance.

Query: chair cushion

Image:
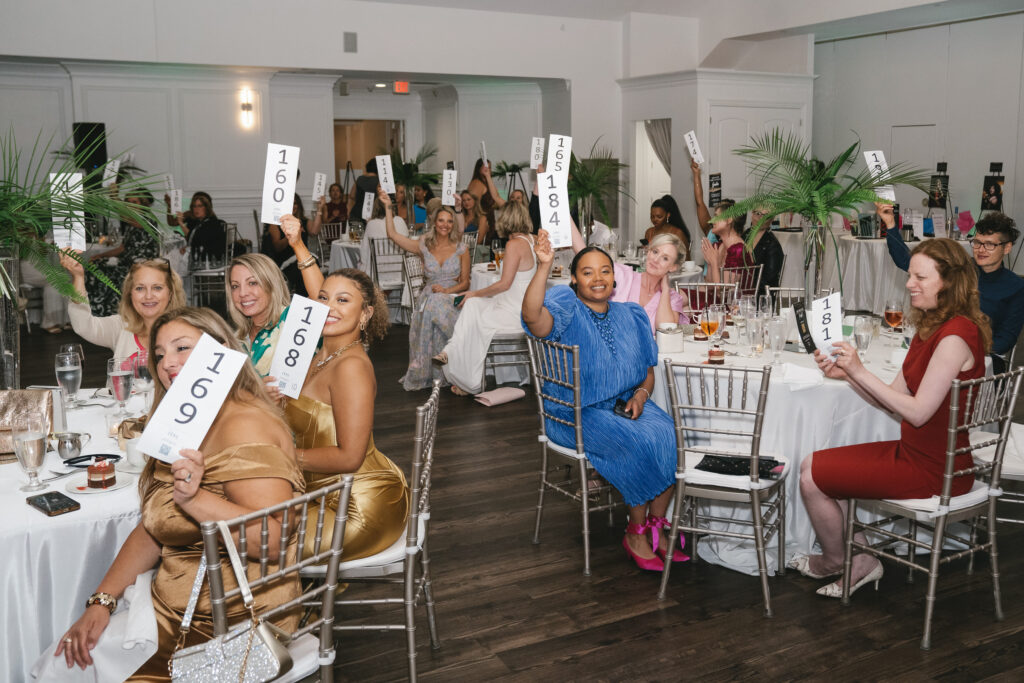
[882,479,990,513]
[275,633,320,683]
[682,452,789,490]
[546,439,588,461]
[971,423,1024,478]
[300,515,427,579]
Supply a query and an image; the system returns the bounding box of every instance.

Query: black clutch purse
[694,455,783,479]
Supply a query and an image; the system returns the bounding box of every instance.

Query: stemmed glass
[55,352,82,411]
[757,294,773,318]
[133,352,154,410]
[14,411,47,492]
[60,343,85,366]
[766,316,788,367]
[854,316,873,364]
[107,357,134,418]
[884,298,904,347]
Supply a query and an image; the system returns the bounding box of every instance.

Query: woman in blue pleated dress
[521,230,682,572]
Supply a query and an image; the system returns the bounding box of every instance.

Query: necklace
[587,306,610,321]
[310,338,361,377]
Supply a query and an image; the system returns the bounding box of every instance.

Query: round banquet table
[329,240,361,272]
[469,262,571,291]
[652,339,902,576]
[1,393,146,683]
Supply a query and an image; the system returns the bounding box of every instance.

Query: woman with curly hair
[795,238,990,598]
[286,268,409,560]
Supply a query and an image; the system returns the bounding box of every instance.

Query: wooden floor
[20,323,1024,682]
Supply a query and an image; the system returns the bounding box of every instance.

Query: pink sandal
[623,522,665,571]
[647,515,689,563]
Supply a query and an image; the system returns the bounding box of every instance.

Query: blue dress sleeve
[624,302,658,367]
[523,285,577,342]
[885,228,910,272]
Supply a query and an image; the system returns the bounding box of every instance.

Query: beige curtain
[644,119,671,175]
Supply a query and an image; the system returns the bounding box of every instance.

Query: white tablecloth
[328,240,361,272]
[469,263,570,292]
[652,341,901,576]
[1,395,145,683]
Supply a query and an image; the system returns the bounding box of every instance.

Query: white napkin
[31,570,158,682]
[474,387,526,406]
[779,363,823,391]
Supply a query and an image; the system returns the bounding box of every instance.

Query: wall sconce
[240,88,254,129]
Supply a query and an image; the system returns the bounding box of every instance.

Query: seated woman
[324,182,349,224]
[796,238,989,598]
[643,195,691,259]
[55,307,304,678]
[225,252,292,377]
[521,232,683,571]
[565,222,689,332]
[359,192,409,274]
[170,191,226,262]
[287,268,409,560]
[413,182,435,226]
[86,187,162,316]
[702,198,755,288]
[436,201,536,395]
[379,186,469,391]
[60,254,185,362]
[745,206,783,292]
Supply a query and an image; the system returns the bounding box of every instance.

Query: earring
[359,319,367,331]
[613,280,617,288]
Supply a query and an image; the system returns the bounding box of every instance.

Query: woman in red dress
[701,198,754,282]
[795,238,990,598]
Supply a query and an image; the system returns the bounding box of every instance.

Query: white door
[708,105,804,201]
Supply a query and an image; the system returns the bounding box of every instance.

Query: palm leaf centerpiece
[714,128,930,300]
[390,144,440,223]
[567,139,630,244]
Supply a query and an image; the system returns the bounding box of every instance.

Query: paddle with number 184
[537,172,571,248]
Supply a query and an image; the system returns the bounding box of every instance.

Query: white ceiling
[360,0,702,21]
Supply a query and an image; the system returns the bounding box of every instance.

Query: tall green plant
[0,128,165,301]
[390,144,441,222]
[567,139,630,226]
[715,128,930,297]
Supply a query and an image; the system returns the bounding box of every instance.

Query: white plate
[117,460,146,475]
[65,472,134,494]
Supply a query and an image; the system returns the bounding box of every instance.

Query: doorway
[634,119,672,243]
[333,119,404,190]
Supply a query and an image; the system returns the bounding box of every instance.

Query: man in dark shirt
[884,206,1023,372]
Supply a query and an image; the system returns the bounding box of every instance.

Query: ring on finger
[185,472,192,483]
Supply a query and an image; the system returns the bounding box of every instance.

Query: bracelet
[634,387,651,402]
[86,592,117,615]
[297,254,318,270]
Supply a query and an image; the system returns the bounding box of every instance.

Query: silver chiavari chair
[657,361,788,617]
[304,382,442,682]
[371,237,409,319]
[721,263,763,297]
[764,286,834,316]
[674,281,739,316]
[461,231,479,263]
[842,368,1023,650]
[402,252,426,312]
[200,476,354,682]
[319,222,343,245]
[526,336,621,576]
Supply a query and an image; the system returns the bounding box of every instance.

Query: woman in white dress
[437,201,536,395]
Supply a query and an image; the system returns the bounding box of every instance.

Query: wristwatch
[86,592,117,614]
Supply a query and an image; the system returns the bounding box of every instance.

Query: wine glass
[60,343,85,365]
[757,294,773,318]
[706,304,726,344]
[133,351,154,409]
[107,357,134,418]
[854,316,873,364]
[766,316,788,367]
[14,411,47,492]
[55,352,82,410]
[884,298,904,347]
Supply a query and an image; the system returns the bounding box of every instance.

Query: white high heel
[816,561,884,599]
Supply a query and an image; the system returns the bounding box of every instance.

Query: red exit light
[393,81,410,94]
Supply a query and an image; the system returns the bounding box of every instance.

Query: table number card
[537,172,571,248]
[863,150,896,202]
[547,134,572,181]
[441,169,457,206]
[530,137,545,169]
[268,294,330,399]
[809,292,844,356]
[312,172,327,203]
[480,140,488,165]
[169,189,183,214]
[361,192,374,220]
[375,154,396,194]
[137,333,247,463]
[49,172,86,251]
[101,159,120,188]
[261,143,300,225]
[684,130,705,165]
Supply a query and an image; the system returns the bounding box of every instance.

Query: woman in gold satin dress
[56,308,304,681]
[286,267,410,561]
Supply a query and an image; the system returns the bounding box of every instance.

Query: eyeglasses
[132,257,172,270]
[970,239,1008,253]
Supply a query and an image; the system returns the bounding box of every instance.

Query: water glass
[60,343,85,365]
[107,357,134,418]
[757,294,773,317]
[747,314,765,357]
[766,316,787,366]
[14,411,47,492]
[55,351,82,409]
[854,316,873,363]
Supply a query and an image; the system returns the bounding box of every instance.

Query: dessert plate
[66,472,134,495]
[62,454,122,469]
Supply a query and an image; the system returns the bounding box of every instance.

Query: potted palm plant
[390,144,441,226]
[0,129,163,387]
[491,160,529,199]
[568,139,630,245]
[715,128,930,302]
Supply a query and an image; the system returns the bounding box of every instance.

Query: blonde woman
[60,255,185,362]
[379,185,470,390]
[224,252,291,376]
[56,307,303,677]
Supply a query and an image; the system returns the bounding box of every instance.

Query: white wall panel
[0,63,73,185]
[77,86,174,179]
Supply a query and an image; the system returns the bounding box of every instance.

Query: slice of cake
[87,459,117,489]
